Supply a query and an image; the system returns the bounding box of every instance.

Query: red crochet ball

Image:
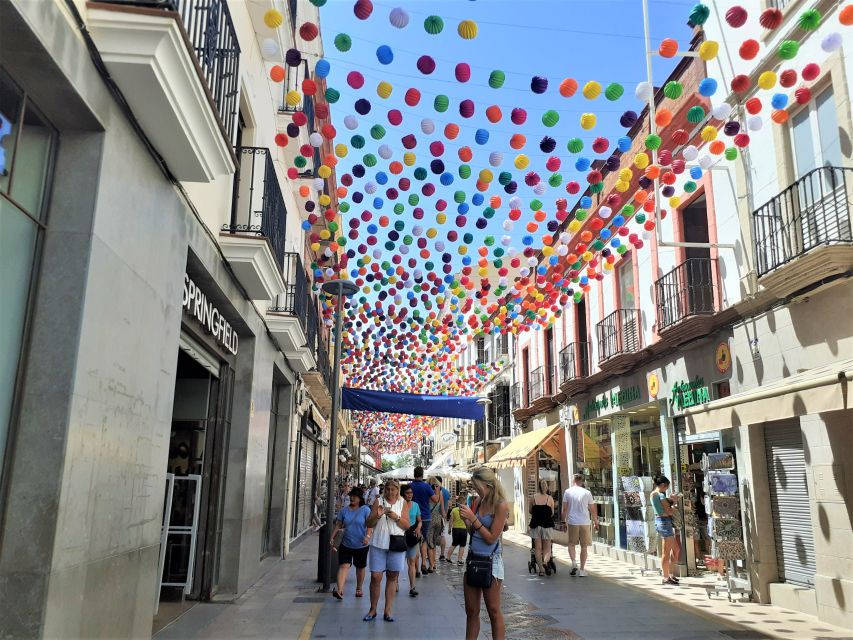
[733,133,750,148]
[315,102,330,119]
[387,109,403,126]
[347,71,365,89]
[511,108,527,125]
[795,86,812,104]
[455,63,471,83]
[759,7,783,29]
[405,88,421,106]
[301,79,317,96]
[592,137,609,154]
[745,97,762,115]
[566,181,580,195]
[274,133,288,147]
[671,129,689,145]
[429,141,445,157]
[725,5,748,28]
[779,69,798,88]
[671,159,685,174]
[739,39,760,60]
[300,144,313,157]
[321,123,336,139]
[658,149,673,166]
[354,0,373,20]
[587,169,603,185]
[287,167,299,179]
[801,63,820,82]
[731,74,751,93]
[546,157,561,172]
[292,111,308,126]
[299,22,319,41]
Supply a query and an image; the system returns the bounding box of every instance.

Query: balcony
[559,341,592,397]
[511,380,533,422]
[655,258,723,346]
[753,166,853,300]
[220,147,287,300]
[529,365,558,413]
[596,309,642,373]
[303,310,333,416]
[88,0,239,181]
[267,253,316,372]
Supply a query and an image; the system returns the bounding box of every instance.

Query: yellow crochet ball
[264,9,284,28]
[318,164,332,179]
[701,125,718,141]
[426,227,437,238]
[311,242,321,252]
[479,168,494,183]
[582,81,602,100]
[285,90,302,107]
[318,194,331,207]
[377,81,393,99]
[514,154,530,169]
[319,229,331,240]
[403,152,416,166]
[580,113,596,130]
[604,261,614,271]
[618,168,633,182]
[669,196,681,208]
[615,180,630,193]
[699,40,719,61]
[436,212,447,224]
[542,246,554,257]
[458,19,478,39]
[478,267,488,277]
[335,144,348,157]
[758,71,777,90]
[568,219,582,233]
[582,251,593,262]
[458,245,468,255]
[634,152,650,169]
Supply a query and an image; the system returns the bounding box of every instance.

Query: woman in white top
[364,479,410,622]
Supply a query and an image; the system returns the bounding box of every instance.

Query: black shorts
[451,528,468,547]
[338,545,369,569]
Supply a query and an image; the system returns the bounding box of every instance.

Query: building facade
[0,0,344,636]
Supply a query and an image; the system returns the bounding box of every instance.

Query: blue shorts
[655,516,675,538]
[369,546,406,573]
[406,544,420,559]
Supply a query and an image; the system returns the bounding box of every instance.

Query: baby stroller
[527,540,557,574]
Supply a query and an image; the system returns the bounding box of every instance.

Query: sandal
[668,576,680,584]
[538,571,545,577]
[409,588,418,597]
[332,589,342,600]
[383,614,395,622]
[363,613,377,622]
[457,561,464,566]
[355,589,363,598]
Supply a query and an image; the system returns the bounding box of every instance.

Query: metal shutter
[765,420,816,586]
[295,434,315,536]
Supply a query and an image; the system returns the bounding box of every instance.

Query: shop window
[617,255,636,309]
[576,421,615,546]
[0,67,57,485]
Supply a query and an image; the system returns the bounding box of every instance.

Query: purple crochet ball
[547,220,560,232]
[430,159,444,174]
[286,48,302,67]
[402,134,417,149]
[606,155,621,171]
[459,99,475,118]
[417,55,436,75]
[620,110,639,128]
[539,136,557,153]
[505,181,518,194]
[304,200,316,212]
[355,98,372,115]
[524,172,540,186]
[386,188,399,200]
[638,176,653,189]
[662,185,676,198]
[353,164,366,177]
[724,121,741,136]
[286,123,300,137]
[422,183,435,196]
[413,207,425,219]
[352,192,364,203]
[476,218,488,229]
[531,76,548,94]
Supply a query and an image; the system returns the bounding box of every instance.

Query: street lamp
[318,278,358,592]
[476,397,492,463]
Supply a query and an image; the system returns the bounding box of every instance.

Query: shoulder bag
[384,499,407,552]
[465,503,499,589]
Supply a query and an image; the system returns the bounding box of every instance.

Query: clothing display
[623,491,642,506]
[707,472,738,495]
[711,517,742,541]
[716,540,746,560]
[626,519,645,537]
[627,535,647,553]
[711,496,740,518]
[703,452,734,471]
[621,476,641,493]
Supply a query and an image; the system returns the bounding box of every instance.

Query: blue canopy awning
[341,387,485,420]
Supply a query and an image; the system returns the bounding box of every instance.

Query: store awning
[683,359,853,433]
[485,424,562,469]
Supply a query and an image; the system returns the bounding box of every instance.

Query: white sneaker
[578,570,587,577]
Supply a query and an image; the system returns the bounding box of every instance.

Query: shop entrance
[154,334,233,631]
[679,432,722,573]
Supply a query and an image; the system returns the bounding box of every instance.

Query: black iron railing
[559,342,591,383]
[315,333,332,389]
[305,296,319,367]
[529,366,546,401]
[270,253,310,330]
[280,59,309,114]
[655,258,718,331]
[488,385,512,438]
[226,147,287,272]
[95,0,240,141]
[596,309,641,363]
[511,382,522,409]
[753,166,853,276]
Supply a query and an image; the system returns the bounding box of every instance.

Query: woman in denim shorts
[651,475,681,585]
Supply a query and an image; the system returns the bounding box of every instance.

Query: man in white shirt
[561,473,599,576]
[366,478,380,506]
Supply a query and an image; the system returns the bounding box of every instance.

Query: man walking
[562,473,598,576]
[366,477,380,506]
[436,476,451,561]
[410,466,433,573]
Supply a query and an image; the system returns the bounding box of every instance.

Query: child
[445,499,468,565]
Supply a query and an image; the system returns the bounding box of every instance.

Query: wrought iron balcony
[655,258,719,332]
[596,309,641,364]
[270,252,310,323]
[529,366,546,402]
[511,382,522,409]
[226,147,288,273]
[753,166,853,277]
[559,342,591,383]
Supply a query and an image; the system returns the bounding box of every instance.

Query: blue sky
[317,0,696,327]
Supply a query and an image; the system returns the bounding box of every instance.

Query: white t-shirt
[366,486,380,505]
[563,485,594,525]
[370,496,407,550]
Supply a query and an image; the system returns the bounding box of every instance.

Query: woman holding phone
[364,479,410,622]
[651,475,681,585]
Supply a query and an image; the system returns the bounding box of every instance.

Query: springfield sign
[669,377,710,411]
[582,385,642,420]
[183,274,239,355]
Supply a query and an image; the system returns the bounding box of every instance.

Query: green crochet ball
[350,134,365,149]
[325,88,340,103]
[293,155,307,168]
[725,147,738,161]
[454,191,466,203]
[689,3,710,25]
[575,209,587,221]
[394,220,405,232]
[370,125,386,140]
[498,171,512,185]
[458,165,472,179]
[663,81,683,99]
[408,194,419,206]
[363,153,377,167]
[542,110,560,127]
[797,8,821,31]
[687,105,706,123]
[778,40,800,60]
[483,207,496,219]
[334,33,352,52]
[489,70,506,89]
[434,94,450,112]
[339,202,350,213]
[547,173,562,187]
[604,83,625,101]
[413,167,427,180]
[645,134,662,150]
[567,138,584,153]
[635,213,646,224]
[621,204,635,216]
[393,203,405,215]
[529,199,543,211]
[684,181,697,193]
[309,0,327,6]
[591,239,605,251]
[424,15,444,34]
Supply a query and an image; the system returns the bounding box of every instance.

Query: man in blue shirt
[410,466,433,573]
[436,476,451,561]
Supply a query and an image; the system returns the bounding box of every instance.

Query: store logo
[183,274,239,355]
[715,341,732,374]
[647,372,660,399]
[582,385,641,420]
[669,377,710,412]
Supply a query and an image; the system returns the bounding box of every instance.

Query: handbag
[383,499,407,552]
[465,503,498,589]
[405,523,420,548]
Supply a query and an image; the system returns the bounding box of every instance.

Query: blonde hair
[470,466,507,515]
[383,479,400,494]
[538,479,550,495]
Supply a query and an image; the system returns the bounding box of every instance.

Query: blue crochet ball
[771,93,788,110]
[376,45,394,65]
[575,157,591,172]
[580,195,593,208]
[475,129,490,145]
[617,136,632,153]
[698,77,718,97]
[315,59,330,78]
[689,166,703,180]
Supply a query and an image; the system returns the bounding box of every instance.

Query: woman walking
[426,480,445,573]
[401,484,422,597]
[529,479,556,576]
[446,498,468,564]
[364,479,410,622]
[651,475,681,585]
[329,487,372,599]
[459,467,508,640]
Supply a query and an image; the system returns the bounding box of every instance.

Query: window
[617,256,636,308]
[1,69,57,482]
[790,85,841,177]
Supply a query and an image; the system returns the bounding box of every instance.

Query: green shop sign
[582,385,642,420]
[669,377,711,411]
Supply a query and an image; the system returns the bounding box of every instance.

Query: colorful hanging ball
[525,76,546,94]
[475,129,489,145]
[301,79,317,96]
[605,83,624,101]
[842,5,853,25]
[687,105,706,123]
[417,55,436,74]
[421,118,435,134]
[269,65,285,82]
[434,94,449,112]
[635,82,653,102]
[486,105,502,123]
[778,40,799,60]
[377,81,393,98]
[592,137,609,154]
[689,3,711,25]
[354,0,373,20]
[731,74,751,93]
[760,7,783,29]
[444,123,460,139]
[376,45,394,64]
[779,69,798,87]
[325,88,340,103]
[334,33,352,52]
[758,70,777,89]
[645,134,662,150]
[659,38,678,58]
[508,108,526,125]
[389,7,409,28]
[617,136,632,152]
[698,78,718,97]
[802,63,820,82]
[459,99,475,118]
[261,38,279,59]
[285,90,301,107]
[725,5,748,27]
[798,8,821,31]
[540,136,557,153]
[405,88,421,106]
[663,81,683,99]
[263,8,284,28]
[655,108,673,127]
[699,40,719,61]
[795,86,812,104]
[489,70,506,88]
[387,109,403,125]
[560,78,578,97]
[458,19,478,39]
[424,15,444,34]
[771,93,788,110]
[299,22,319,41]
[542,110,559,127]
[583,80,602,99]
[354,98,371,114]
[567,138,584,153]
[509,134,526,150]
[285,49,302,67]
[315,59,330,79]
[822,32,843,53]
[455,63,472,83]
[620,110,639,127]
[745,97,762,114]
[739,39,760,61]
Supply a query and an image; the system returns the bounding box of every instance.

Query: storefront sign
[647,372,660,399]
[183,274,239,355]
[715,342,732,374]
[669,377,711,412]
[582,385,642,420]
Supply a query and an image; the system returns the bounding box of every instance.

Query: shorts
[655,516,675,538]
[338,545,368,569]
[529,526,553,541]
[451,528,468,547]
[567,524,592,547]
[427,518,444,549]
[368,546,405,573]
[406,544,420,559]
